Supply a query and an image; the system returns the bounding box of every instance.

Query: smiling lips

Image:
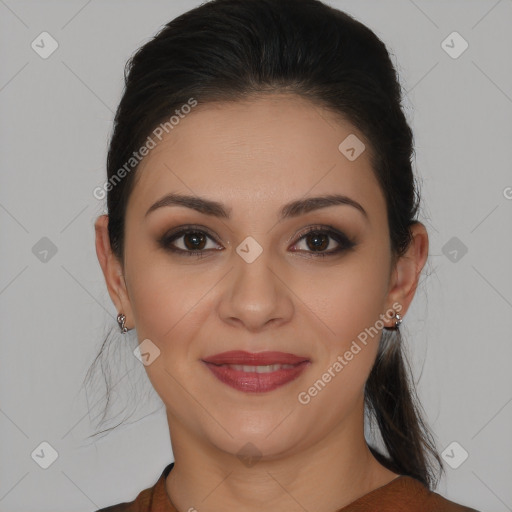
[201,350,311,393]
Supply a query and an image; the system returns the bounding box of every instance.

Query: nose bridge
[233,237,277,304]
[234,247,274,295]
[220,236,291,329]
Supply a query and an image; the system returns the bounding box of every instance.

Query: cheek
[300,255,391,347]
[296,274,387,422]
[123,245,221,395]
[124,244,208,340]
[294,249,390,406]
[123,251,213,417]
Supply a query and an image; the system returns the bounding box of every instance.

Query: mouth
[201,351,311,393]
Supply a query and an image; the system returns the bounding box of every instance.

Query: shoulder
[348,475,480,512]
[95,463,175,512]
[95,486,153,512]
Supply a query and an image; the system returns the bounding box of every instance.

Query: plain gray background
[1,0,511,511]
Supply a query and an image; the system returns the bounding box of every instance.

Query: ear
[384,222,429,325]
[94,214,134,329]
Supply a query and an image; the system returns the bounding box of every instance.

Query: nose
[217,245,294,332]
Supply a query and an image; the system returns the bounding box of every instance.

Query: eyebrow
[145,192,368,221]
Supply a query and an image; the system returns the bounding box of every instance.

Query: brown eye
[291,225,356,257]
[304,231,330,252]
[182,231,207,250]
[159,226,222,257]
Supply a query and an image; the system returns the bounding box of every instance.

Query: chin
[199,412,307,463]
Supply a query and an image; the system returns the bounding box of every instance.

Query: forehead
[128,93,385,220]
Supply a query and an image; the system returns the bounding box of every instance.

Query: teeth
[224,364,296,373]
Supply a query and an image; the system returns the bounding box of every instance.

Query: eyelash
[158,224,356,259]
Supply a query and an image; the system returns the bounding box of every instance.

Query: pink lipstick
[201,350,310,393]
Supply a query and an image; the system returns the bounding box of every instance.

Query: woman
[92,0,479,510]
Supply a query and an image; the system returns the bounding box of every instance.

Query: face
[99,93,420,462]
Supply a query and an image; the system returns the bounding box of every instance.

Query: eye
[290,225,356,257]
[159,226,223,257]
[159,224,356,259]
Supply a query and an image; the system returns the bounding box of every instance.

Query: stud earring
[384,311,403,331]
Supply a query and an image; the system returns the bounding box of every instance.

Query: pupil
[184,232,206,250]
[308,232,328,251]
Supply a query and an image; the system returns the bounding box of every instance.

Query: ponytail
[365,329,444,489]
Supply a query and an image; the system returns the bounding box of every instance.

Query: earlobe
[94,215,134,328]
[385,222,429,322]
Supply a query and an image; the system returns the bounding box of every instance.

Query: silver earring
[117,313,128,334]
[384,311,402,331]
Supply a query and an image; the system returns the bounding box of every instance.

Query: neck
[164,399,399,512]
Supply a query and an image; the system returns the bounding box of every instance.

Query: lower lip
[202,361,310,393]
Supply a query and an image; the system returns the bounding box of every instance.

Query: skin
[95,93,429,512]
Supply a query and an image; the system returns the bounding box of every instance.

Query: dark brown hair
[85,0,443,489]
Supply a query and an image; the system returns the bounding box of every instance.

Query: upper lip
[202,350,309,366]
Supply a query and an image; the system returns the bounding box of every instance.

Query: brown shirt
[96,462,480,512]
